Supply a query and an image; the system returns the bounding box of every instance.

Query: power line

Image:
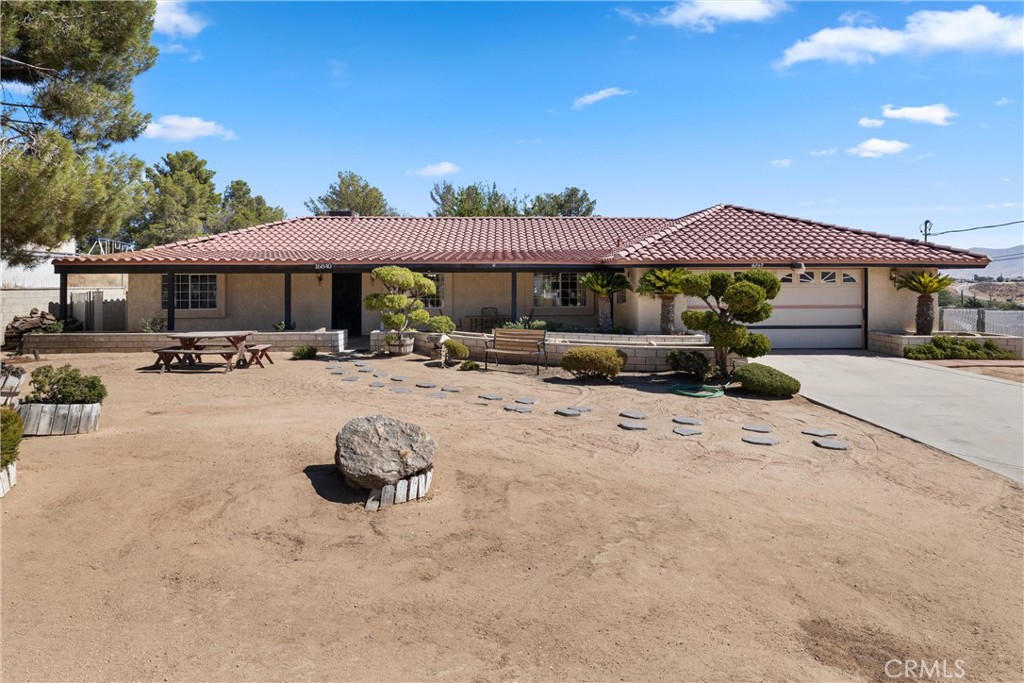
[922,219,1024,241]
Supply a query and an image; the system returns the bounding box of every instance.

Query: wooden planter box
[18,403,101,436]
[0,462,16,497]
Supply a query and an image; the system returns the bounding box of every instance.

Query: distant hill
[943,245,1024,280]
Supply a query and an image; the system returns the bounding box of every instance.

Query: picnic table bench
[245,343,274,368]
[152,346,238,372]
[484,328,548,375]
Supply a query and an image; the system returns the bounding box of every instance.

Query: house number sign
[314,263,333,271]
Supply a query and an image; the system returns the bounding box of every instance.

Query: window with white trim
[842,271,859,284]
[162,274,218,310]
[820,271,837,284]
[422,274,444,308]
[799,271,816,283]
[534,273,587,308]
[779,273,793,283]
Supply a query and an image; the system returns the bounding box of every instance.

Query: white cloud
[143,115,236,141]
[858,116,885,128]
[160,42,202,61]
[809,148,837,156]
[846,138,910,158]
[618,0,787,32]
[2,82,34,96]
[995,97,1015,106]
[413,161,459,177]
[839,10,877,27]
[882,103,957,126]
[154,1,208,39]
[779,5,1023,67]
[572,87,633,110]
[770,158,791,168]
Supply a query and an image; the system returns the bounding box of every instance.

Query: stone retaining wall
[868,330,1023,357]
[20,330,348,355]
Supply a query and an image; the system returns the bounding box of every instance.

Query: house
[51,204,989,349]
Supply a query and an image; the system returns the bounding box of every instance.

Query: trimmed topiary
[458,360,480,371]
[1,406,24,468]
[442,339,469,366]
[666,350,712,381]
[24,364,107,405]
[291,345,318,360]
[732,363,800,397]
[427,316,456,334]
[561,346,627,380]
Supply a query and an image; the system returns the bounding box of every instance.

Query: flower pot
[386,338,415,356]
[18,402,101,436]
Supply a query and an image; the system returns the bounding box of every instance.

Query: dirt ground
[2,352,1021,682]
[954,366,1024,383]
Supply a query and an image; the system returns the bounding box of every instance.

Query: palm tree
[895,271,955,335]
[580,271,632,333]
[637,268,690,334]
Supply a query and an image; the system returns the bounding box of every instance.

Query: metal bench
[244,343,274,368]
[152,346,237,372]
[484,328,548,375]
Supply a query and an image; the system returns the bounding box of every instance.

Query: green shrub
[443,338,469,362]
[427,316,456,334]
[274,321,297,331]
[503,316,548,330]
[904,336,1019,361]
[1,406,24,468]
[140,317,168,333]
[561,346,627,380]
[458,360,480,371]
[291,345,318,360]
[24,364,108,405]
[666,350,713,380]
[731,363,800,397]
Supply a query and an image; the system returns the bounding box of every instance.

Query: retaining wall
[868,330,1023,357]
[20,330,348,355]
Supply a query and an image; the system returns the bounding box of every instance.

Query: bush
[731,363,800,397]
[291,345,318,360]
[1,406,24,468]
[666,350,713,380]
[427,316,456,334]
[561,346,627,380]
[24,364,108,405]
[503,316,547,330]
[274,321,297,331]
[443,339,469,363]
[904,336,1020,361]
[140,317,168,333]
[458,360,480,371]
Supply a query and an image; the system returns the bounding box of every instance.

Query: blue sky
[127,1,1023,248]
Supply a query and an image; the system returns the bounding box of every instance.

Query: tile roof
[54,205,989,269]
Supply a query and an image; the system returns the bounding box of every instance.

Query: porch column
[166,271,176,331]
[284,272,293,328]
[510,272,518,319]
[58,272,68,321]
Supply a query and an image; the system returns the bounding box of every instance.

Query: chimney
[326,209,359,217]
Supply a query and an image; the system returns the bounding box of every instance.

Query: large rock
[335,415,436,489]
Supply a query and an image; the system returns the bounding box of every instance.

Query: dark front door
[332,272,362,334]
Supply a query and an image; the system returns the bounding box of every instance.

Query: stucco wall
[866,266,931,333]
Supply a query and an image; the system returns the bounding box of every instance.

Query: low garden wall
[20,330,349,355]
[868,330,1023,357]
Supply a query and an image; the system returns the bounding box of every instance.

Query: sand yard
[2,352,1021,682]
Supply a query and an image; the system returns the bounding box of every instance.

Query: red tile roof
[53,205,988,270]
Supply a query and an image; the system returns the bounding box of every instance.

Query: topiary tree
[895,271,955,335]
[680,270,781,379]
[637,268,690,334]
[363,266,438,342]
[580,271,632,333]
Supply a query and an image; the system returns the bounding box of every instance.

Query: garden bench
[484,328,548,375]
[244,343,274,368]
[152,346,237,372]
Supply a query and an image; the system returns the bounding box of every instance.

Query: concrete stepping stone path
[504,404,532,413]
[802,428,838,437]
[619,420,648,431]
[515,397,538,405]
[479,394,502,401]
[341,376,359,382]
[743,424,773,433]
[416,382,436,389]
[673,427,702,437]
[620,410,647,420]
[369,382,386,388]
[391,387,410,394]
[373,372,388,378]
[742,435,778,446]
[555,408,581,417]
[813,438,850,450]
[441,386,460,393]
[390,376,406,382]
[358,367,374,373]
[673,416,703,425]
[426,392,446,399]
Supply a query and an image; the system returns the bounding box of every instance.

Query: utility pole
[920,219,932,243]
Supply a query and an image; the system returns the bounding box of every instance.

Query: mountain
[943,245,1024,280]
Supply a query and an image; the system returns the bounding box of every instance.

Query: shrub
[24,364,108,405]
[443,339,469,365]
[666,350,712,380]
[904,336,1019,361]
[731,363,800,397]
[274,321,297,331]
[1,406,24,468]
[427,316,456,334]
[41,321,64,333]
[291,345,318,360]
[1,363,25,379]
[503,316,547,330]
[561,346,627,380]
[140,317,168,333]
[458,360,480,371]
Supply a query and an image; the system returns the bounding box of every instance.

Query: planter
[18,402,101,436]
[386,338,415,356]
[0,462,15,497]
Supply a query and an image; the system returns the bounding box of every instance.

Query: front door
[332,272,362,334]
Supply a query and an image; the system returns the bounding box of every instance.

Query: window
[820,271,837,284]
[162,274,218,310]
[534,273,587,307]
[799,271,816,283]
[842,271,859,284]
[779,273,793,283]
[422,274,444,308]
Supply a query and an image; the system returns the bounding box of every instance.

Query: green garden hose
[670,383,725,399]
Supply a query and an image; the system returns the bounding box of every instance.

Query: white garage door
[748,268,864,349]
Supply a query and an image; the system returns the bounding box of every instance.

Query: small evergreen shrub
[291,345,318,360]
[458,360,480,371]
[140,317,168,333]
[904,335,1019,361]
[732,363,800,397]
[24,364,108,405]
[666,350,712,380]
[274,321,297,331]
[1,406,24,468]
[561,346,627,380]
[427,316,456,334]
[443,339,469,363]
[503,316,548,330]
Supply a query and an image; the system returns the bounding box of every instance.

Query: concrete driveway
[758,351,1024,482]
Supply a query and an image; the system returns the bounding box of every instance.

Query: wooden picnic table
[165,330,257,369]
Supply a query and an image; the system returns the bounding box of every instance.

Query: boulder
[335,415,436,489]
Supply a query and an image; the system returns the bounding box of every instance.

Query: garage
[748,268,865,349]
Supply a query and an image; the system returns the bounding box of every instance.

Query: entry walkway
[759,351,1024,482]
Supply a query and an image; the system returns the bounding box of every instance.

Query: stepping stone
[620,410,647,420]
[390,376,406,382]
[391,387,410,394]
[341,376,359,382]
[573,406,593,413]
[373,372,388,378]
[743,424,773,433]
[426,392,447,399]
[441,386,460,393]
[813,438,850,451]
[416,382,436,389]
[515,397,538,405]
[673,416,703,426]
[742,435,778,446]
[802,428,838,437]
[353,362,368,367]
[619,420,648,431]
[358,367,374,373]
[673,427,702,437]
[479,394,503,401]
[555,408,581,417]
[369,382,386,388]
[330,369,346,375]
[504,404,532,413]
